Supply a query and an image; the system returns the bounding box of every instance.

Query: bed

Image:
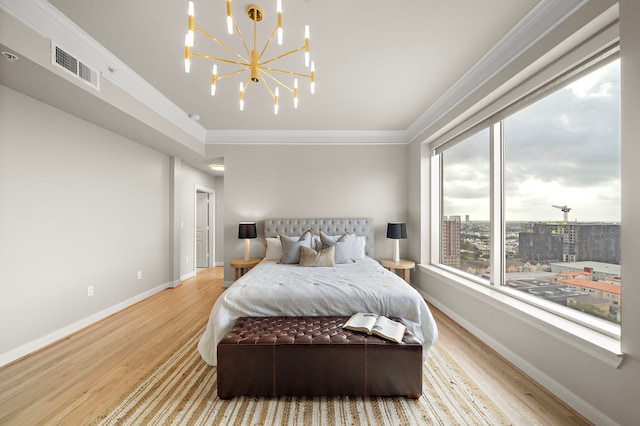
[197,218,438,366]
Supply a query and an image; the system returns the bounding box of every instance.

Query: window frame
[428,47,622,342]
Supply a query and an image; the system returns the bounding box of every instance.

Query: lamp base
[393,240,400,263]
[244,239,251,261]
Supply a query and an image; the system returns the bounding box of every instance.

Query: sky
[442,58,621,223]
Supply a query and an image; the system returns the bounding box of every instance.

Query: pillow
[299,245,335,267]
[264,237,283,261]
[312,235,323,251]
[321,232,366,264]
[319,232,342,248]
[279,230,313,264]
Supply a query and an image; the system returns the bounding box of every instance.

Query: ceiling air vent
[51,44,100,90]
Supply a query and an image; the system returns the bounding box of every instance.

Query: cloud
[442,59,621,221]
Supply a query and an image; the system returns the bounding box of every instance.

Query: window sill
[418,263,624,369]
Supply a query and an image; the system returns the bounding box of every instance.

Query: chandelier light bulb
[187,2,195,46]
[226,0,233,34]
[277,0,283,45]
[304,25,310,67]
[211,64,217,96]
[310,61,315,94]
[274,87,279,115]
[184,43,191,73]
[239,82,245,110]
[294,79,299,108]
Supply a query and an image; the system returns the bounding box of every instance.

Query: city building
[442,216,461,269]
[550,261,621,282]
[519,222,620,264]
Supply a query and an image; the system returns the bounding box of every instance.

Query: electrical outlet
[88,286,94,297]
[137,270,142,280]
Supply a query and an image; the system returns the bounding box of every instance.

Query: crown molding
[205,129,408,145]
[1,0,586,146]
[406,0,587,144]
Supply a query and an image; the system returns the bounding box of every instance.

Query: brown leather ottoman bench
[217,316,422,399]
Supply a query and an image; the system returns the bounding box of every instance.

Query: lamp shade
[238,222,257,239]
[387,222,407,239]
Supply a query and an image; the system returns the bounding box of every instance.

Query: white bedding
[198,257,438,366]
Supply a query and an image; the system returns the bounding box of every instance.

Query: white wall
[408,1,640,424]
[0,85,171,357]
[0,84,220,365]
[207,144,409,281]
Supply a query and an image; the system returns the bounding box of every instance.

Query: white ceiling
[1,0,588,170]
[43,0,539,132]
[49,0,538,130]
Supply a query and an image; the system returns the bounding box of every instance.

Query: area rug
[92,327,510,425]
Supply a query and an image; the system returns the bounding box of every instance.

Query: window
[435,55,621,327]
[441,129,490,280]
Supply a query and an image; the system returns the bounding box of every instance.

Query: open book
[343,312,406,343]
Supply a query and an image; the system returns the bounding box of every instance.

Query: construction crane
[552,205,571,222]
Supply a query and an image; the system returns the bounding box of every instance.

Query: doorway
[195,186,215,271]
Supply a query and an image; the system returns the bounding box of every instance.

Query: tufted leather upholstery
[217,316,422,399]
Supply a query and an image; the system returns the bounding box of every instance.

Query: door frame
[194,185,215,271]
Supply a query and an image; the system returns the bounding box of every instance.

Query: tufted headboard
[263,218,374,257]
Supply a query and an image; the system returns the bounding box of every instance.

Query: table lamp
[387,222,407,263]
[238,222,257,261]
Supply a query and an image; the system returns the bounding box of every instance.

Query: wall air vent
[51,44,100,90]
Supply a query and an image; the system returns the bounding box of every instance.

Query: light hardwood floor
[0,267,592,425]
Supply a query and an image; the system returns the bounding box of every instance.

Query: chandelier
[183,0,315,114]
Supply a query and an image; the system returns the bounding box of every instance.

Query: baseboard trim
[421,290,619,426]
[180,270,196,282]
[0,281,173,368]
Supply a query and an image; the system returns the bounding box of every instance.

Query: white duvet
[197,257,438,366]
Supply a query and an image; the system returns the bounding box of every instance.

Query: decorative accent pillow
[299,245,335,267]
[320,231,366,264]
[265,237,283,261]
[279,230,313,264]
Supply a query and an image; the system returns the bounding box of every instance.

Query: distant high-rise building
[519,222,620,264]
[442,216,461,269]
[465,215,470,222]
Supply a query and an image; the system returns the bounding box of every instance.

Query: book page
[344,312,378,333]
[371,316,406,343]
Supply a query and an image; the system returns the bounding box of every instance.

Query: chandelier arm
[261,67,311,79]
[258,24,279,61]
[232,16,252,58]
[191,53,248,67]
[216,67,251,80]
[259,76,276,99]
[259,46,306,66]
[260,70,295,94]
[196,26,248,63]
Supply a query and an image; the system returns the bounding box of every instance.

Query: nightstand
[229,258,262,280]
[380,259,415,283]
